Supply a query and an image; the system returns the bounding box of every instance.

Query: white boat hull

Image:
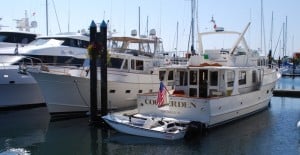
[102,114,186,140]
[138,71,279,127]
[30,70,160,114]
[0,68,45,108]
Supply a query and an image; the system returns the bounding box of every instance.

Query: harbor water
[0,77,300,155]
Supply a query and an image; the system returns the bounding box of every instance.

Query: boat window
[136,60,144,70]
[131,60,135,70]
[189,70,197,85]
[239,71,246,85]
[227,71,234,87]
[168,70,174,80]
[159,70,166,81]
[0,32,36,43]
[108,57,123,69]
[130,59,144,70]
[0,35,7,42]
[210,71,218,86]
[28,38,49,46]
[179,71,188,86]
[252,70,257,83]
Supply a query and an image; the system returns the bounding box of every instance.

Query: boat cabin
[159,66,263,98]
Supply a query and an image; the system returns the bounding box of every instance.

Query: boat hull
[30,70,160,115]
[138,78,277,127]
[0,68,45,109]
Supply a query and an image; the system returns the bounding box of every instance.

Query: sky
[0,0,299,58]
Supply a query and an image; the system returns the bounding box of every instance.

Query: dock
[273,89,300,98]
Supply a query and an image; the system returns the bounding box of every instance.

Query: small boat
[102,113,190,140]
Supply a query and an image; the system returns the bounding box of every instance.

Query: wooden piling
[100,20,108,117]
[89,20,98,124]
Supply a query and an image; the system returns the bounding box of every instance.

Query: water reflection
[277,76,300,90]
[0,107,50,153]
[1,95,300,154]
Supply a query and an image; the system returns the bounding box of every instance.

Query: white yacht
[0,32,89,109]
[28,32,176,115]
[0,30,43,109]
[137,23,281,128]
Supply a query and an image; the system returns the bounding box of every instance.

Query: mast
[269,11,273,52]
[282,22,285,56]
[46,0,48,35]
[190,0,195,55]
[138,6,141,52]
[176,21,179,56]
[285,16,288,56]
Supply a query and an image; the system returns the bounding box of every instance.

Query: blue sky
[0,0,299,58]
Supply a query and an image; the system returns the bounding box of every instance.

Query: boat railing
[15,56,85,75]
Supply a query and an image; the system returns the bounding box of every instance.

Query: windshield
[28,38,63,46]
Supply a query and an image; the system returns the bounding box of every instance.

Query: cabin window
[0,32,36,43]
[168,70,174,80]
[252,70,257,83]
[109,57,123,69]
[131,60,135,69]
[227,71,234,87]
[179,71,188,86]
[239,71,246,85]
[210,71,218,86]
[131,60,143,70]
[190,70,197,85]
[136,60,144,70]
[159,70,166,81]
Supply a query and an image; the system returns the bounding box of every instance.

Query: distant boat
[102,113,189,140]
[280,52,300,76]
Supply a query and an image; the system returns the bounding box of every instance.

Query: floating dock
[273,89,300,98]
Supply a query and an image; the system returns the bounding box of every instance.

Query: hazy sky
[0,0,299,58]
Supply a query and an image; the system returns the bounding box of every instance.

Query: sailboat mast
[191,0,195,55]
[285,16,288,56]
[269,11,273,52]
[46,0,48,35]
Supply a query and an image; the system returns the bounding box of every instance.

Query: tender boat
[137,22,281,128]
[102,113,189,140]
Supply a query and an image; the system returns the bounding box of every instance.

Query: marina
[1,0,300,154]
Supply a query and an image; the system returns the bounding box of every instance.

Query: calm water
[0,78,300,155]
